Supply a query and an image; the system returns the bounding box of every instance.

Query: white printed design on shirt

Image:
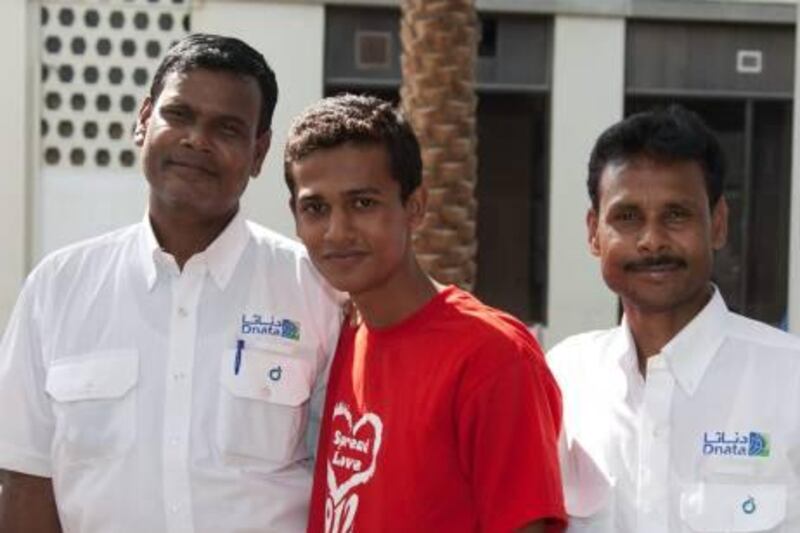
[325,402,384,533]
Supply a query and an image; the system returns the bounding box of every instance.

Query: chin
[318,273,367,296]
[621,284,708,314]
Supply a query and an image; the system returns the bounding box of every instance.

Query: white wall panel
[544,15,624,348]
[0,1,30,329]
[193,1,325,240]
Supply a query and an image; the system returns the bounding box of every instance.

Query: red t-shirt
[308,286,566,533]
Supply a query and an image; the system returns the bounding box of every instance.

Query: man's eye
[163,108,188,121]
[353,197,377,210]
[614,210,638,222]
[219,124,243,138]
[301,202,327,216]
[666,209,689,221]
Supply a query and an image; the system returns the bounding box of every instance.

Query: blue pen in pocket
[234,339,245,375]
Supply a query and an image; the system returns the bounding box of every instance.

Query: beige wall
[193,1,326,240]
[0,1,30,330]
[544,15,625,348]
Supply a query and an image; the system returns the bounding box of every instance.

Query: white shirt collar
[616,287,728,397]
[138,209,250,292]
[659,288,728,396]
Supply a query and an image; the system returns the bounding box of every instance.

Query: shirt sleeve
[298,254,344,461]
[457,345,567,533]
[0,273,55,477]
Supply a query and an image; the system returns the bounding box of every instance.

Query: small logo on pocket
[268,365,282,382]
[742,495,756,514]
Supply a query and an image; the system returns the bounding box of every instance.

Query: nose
[637,220,669,254]
[324,207,355,245]
[180,124,212,152]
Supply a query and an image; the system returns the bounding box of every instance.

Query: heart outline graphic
[326,402,384,504]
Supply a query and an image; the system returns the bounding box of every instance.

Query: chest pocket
[45,350,139,464]
[680,483,787,532]
[217,345,313,465]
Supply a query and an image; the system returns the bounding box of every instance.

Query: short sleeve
[0,274,55,476]
[457,346,566,532]
[297,253,344,460]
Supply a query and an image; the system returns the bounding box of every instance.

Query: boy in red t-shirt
[284,94,566,533]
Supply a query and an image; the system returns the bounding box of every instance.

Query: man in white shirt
[0,34,341,532]
[547,105,800,532]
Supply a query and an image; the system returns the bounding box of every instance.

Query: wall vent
[355,31,391,70]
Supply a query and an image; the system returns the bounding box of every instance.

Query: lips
[322,250,368,261]
[624,255,687,273]
[166,156,216,177]
[320,250,369,271]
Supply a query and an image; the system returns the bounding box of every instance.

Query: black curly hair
[588,105,725,210]
[149,33,278,135]
[284,94,422,204]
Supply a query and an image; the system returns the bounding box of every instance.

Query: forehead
[598,157,709,209]
[292,143,396,194]
[156,68,261,121]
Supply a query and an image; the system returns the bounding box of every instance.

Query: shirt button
[170,504,180,514]
[653,426,667,438]
[172,372,185,381]
[170,436,180,445]
[177,307,188,318]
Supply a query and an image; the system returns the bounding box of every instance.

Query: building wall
[0,0,796,338]
[193,1,325,240]
[0,1,30,329]
[544,15,625,348]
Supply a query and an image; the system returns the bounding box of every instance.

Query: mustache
[624,255,687,272]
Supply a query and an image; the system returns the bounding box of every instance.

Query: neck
[624,284,713,377]
[148,204,237,269]
[351,260,439,329]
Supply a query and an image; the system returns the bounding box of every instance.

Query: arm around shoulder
[0,469,61,532]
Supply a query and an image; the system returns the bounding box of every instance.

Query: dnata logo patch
[702,431,770,458]
[241,314,300,341]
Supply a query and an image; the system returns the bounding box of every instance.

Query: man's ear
[133,97,153,147]
[250,129,272,178]
[405,185,428,229]
[587,207,601,257]
[711,196,729,251]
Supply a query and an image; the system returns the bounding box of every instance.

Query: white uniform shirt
[547,290,800,532]
[0,211,342,532]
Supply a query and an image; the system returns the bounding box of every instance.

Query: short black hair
[284,94,422,203]
[149,33,278,134]
[587,105,725,210]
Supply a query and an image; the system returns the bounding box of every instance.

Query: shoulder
[28,225,140,285]
[433,289,550,385]
[545,328,619,379]
[725,311,800,358]
[245,219,344,310]
[440,288,537,351]
[246,220,308,259]
[246,220,323,285]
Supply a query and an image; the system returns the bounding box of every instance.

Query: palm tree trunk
[400,0,479,290]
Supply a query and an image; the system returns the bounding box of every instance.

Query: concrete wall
[193,1,326,240]
[0,1,30,329]
[0,0,795,336]
[543,15,625,348]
